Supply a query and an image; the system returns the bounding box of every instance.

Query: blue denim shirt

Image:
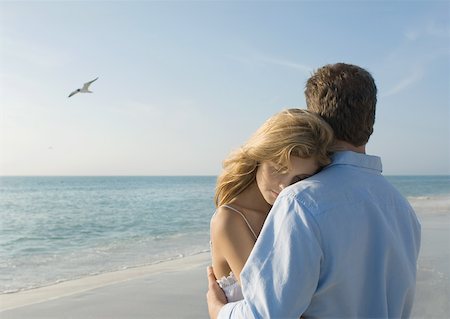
[218,151,421,319]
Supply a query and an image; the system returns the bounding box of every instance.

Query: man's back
[225,151,421,318]
[295,151,421,317]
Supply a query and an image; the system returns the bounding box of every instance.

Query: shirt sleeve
[218,192,323,319]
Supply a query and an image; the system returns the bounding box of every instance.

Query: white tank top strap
[221,204,258,240]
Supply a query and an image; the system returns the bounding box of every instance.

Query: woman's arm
[210,206,257,283]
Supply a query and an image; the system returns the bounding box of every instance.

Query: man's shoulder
[286,165,342,196]
[279,169,338,214]
[281,164,395,215]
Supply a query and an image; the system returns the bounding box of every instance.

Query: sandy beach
[1,197,449,319]
[409,196,450,318]
[0,252,211,319]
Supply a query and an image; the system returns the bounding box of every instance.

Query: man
[206,63,421,318]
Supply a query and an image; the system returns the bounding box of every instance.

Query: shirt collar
[329,151,383,173]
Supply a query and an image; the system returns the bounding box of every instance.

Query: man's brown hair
[305,63,377,146]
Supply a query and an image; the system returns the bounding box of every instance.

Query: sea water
[0,175,449,294]
[0,176,215,294]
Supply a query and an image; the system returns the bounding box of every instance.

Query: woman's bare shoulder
[211,205,247,237]
[212,205,242,224]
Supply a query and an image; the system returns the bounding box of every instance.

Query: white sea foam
[408,194,450,215]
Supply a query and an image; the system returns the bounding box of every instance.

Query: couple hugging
[207,63,421,319]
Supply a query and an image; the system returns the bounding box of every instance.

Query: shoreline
[1,249,211,295]
[0,252,211,312]
[1,198,448,318]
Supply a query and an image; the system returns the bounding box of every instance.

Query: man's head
[305,63,377,147]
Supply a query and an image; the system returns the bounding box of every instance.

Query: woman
[210,108,334,302]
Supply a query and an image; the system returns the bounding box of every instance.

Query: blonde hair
[214,108,334,207]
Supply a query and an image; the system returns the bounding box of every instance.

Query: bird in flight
[68,77,99,98]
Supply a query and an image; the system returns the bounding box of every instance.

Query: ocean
[0,175,449,294]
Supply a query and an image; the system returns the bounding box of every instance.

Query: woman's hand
[206,266,227,319]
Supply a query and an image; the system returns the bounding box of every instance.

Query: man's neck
[333,140,366,154]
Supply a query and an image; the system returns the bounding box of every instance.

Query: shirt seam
[290,192,324,249]
[243,192,324,315]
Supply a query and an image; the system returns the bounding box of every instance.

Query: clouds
[381,68,424,98]
[405,20,450,41]
[380,15,449,99]
[254,55,312,74]
[227,51,312,74]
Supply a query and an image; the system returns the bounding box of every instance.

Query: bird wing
[82,77,99,90]
[68,90,79,98]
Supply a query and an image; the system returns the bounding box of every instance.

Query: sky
[0,1,449,176]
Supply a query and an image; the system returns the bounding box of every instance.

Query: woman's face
[256,156,319,205]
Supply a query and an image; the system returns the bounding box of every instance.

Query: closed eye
[269,162,287,175]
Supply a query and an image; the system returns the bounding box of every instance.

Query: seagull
[68,77,99,98]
